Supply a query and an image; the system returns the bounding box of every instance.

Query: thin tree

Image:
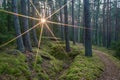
[84,0,92,56]
[102,0,107,47]
[115,0,118,41]
[12,0,25,52]
[64,0,70,52]
[21,0,32,51]
[31,0,38,46]
[77,0,81,43]
[95,0,100,45]
[72,0,75,44]
[59,0,64,40]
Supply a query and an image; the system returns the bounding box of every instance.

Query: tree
[95,0,100,45]
[106,0,111,48]
[84,0,92,56]
[72,0,75,44]
[115,0,118,41]
[12,0,25,52]
[31,0,38,47]
[64,0,70,52]
[21,0,32,51]
[59,0,64,40]
[102,0,107,47]
[77,0,81,43]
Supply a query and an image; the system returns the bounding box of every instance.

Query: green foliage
[0,33,14,44]
[0,12,8,33]
[111,41,120,59]
[0,12,14,44]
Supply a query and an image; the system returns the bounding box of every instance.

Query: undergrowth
[0,41,104,80]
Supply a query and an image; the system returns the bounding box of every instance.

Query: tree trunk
[31,0,38,46]
[21,0,32,51]
[95,0,100,45]
[12,0,25,52]
[115,0,118,41]
[78,0,81,43]
[102,0,107,47]
[59,0,64,40]
[64,0,70,52]
[84,0,92,56]
[72,0,75,44]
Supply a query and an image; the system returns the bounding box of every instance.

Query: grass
[0,41,104,80]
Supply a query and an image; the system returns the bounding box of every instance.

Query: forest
[0,0,120,80]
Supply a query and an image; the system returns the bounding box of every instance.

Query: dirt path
[94,50,120,80]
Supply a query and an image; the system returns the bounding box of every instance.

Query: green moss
[50,45,69,60]
[0,41,105,80]
[0,51,31,80]
[59,54,104,80]
[33,47,63,79]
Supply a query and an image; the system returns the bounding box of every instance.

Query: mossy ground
[0,41,104,80]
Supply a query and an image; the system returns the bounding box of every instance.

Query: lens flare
[41,18,46,23]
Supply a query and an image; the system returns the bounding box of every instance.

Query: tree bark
[31,0,38,47]
[59,0,64,40]
[64,0,70,52]
[84,0,92,56]
[12,0,25,52]
[21,0,32,51]
[72,0,75,44]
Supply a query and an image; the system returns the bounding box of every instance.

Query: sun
[41,18,46,23]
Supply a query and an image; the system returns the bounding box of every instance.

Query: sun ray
[0,23,40,48]
[0,9,40,21]
[45,23,68,56]
[34,24,44,67]
[47,21,96,30]
[30,0,41,17]
[46,0,72,19]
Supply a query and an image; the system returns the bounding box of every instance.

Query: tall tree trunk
[84,0,92,56]
[21,0,32,51]
[102,0,107,47]
[115,0,118,41]
[72,0,75,44]
[95,0,100,45]
[59,0,64,40]
[106,0,110,48]
[78,0,81,43]
[64,0,70,52]
[12,0,25,52]
[31,0,38,46]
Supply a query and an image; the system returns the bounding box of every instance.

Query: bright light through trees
[41,18,46,23]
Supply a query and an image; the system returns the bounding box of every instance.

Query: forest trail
[94,50,120,80]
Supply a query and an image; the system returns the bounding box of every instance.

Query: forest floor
[0,41,120,80]
[94,50,120,80]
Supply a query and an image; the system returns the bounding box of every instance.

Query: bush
[111,41,120,59]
